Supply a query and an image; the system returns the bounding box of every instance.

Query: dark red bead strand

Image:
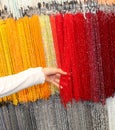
[74,13,91,101]
[85,13,100,102]
[106,12,115,96]
[92,12,105,103]
[71,14,82,101]
[98,12,112,98]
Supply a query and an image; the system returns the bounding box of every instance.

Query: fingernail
[60,86,63,89]
[62,71,67,75]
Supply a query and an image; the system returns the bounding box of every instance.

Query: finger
[54,78,60,84]
[52,81,60,88]
[48,68,67,75]
[52,81,63,89]
[57,69,67,75]
[55,74,61,79]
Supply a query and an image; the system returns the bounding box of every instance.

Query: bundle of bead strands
[0,20,18,104]
[5,18,24,104]
[50,15,61,68]
[0,20,11,103]
[58,12,115,105]
[39,15,58,94]
[29,15,51,99]
[0,15,59,105]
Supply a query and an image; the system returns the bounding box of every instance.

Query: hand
[42,67,67,88]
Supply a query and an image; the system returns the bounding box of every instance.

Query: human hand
[42,68,67,88]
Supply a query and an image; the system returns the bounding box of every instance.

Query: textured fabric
[1,104,13,130]
[8,104,19,130]
[0,95,109,130]
[0,106,6,130]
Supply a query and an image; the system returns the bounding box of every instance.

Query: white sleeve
[0,67,45,98]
